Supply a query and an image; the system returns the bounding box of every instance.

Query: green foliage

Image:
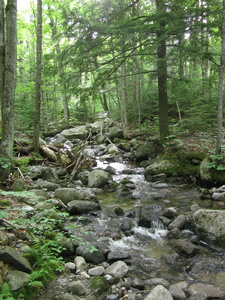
[0,157,12,169]
[206,154,225,171]
[0,283,17,300]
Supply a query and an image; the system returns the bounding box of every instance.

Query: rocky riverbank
[1,119,225,300]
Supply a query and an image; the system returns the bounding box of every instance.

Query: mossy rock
[87,276,110,300]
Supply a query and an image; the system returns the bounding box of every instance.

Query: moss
[215,234,225,248]
[88,276,110,293]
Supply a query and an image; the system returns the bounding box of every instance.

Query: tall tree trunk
[216,0,225,154]
[0,0,4,105]
[1,0,17,159]
[156,0,169,140]
[33,0,42,151]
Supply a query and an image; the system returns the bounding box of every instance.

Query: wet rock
[138,205,163,228]
[107,251,131,263]
[64,262,76,271]
[67,200,101,214]
[76,244,106,264]
[163,207,178,219]
[144,285,173,300]
[88,169,113,188]
[145,278,170,288]
[105,260,129,278]
[120,217,133,231]
[0,246,32,273]
[68,281,86,295]
[174,239,200,257]
[75,170,90,185]
[212,192,225,201]
[187,283,224,299]
[54,188,83,204]
[106,294,119,300]
[7,270,30,291]
[168,214,186,230]
[167,227,182,239]
[107,144,120,154]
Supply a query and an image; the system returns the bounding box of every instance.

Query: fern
[0,282,16,300]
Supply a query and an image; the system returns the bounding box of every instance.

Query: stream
[65,156,225,291]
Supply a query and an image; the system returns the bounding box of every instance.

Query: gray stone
[87,276,110,300]
[64,262,76,271]
[105,260,129,278]
[163,207,178,219]
[88,169,112,188]
[108,126,124,139]
[54,188,83,204]
[188,293,207,300]
[106,144,120,154]
[120,217,133,231]
[168,214,186,230]
[55,293,80,300]
[74,256,87,271]
[40,167,58,180]
[0,246,32,273]
[138,205,163,228]
[7,270,30,291]
[169,283,186,300]
[0,231,8,245]
[174,239,200,257]
[144,159,174,182]
[212,192,225,201]
[88,266,105,276]
[67,200,101,214]
[144,285,173,300]
[68,281,86,295]
[107,250,131,263]
[145,278,170,288]
[35,179,59,191]
[76,244,106,264]
[187,283,224,299]
[61,126,88,140]
[191,209,225,243]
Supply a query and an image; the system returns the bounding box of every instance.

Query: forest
[1,0,225,170]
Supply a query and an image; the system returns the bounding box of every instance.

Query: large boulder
[67,200,101,214]
[105,260,129,278]
[191,209,225,246]
[144,285,173,300]
[54,188,83,205]
[60,126,88,141]
[7,270,30,291]
[0,247,32,273]
[144,159,174,182]
[135,141,163,162]
[76,244,106,264]
[88,169,113,188]
[138,205,163,228]
[108,126,124,139]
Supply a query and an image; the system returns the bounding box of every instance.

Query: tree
[33,0,42,151]
[216,0,225,154]
[0,0,17,179]
[156,0,169,140]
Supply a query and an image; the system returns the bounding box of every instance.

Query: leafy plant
[0,282,17,300]
[206,154,225,171]
[0,157,12,169]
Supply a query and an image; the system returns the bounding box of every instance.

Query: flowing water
[66,157,225,287]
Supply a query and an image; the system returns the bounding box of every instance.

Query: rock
[144,285,173,300]
[169,283,186,300]
[88,266,105,276]
[35,179,59,191]
[138,205,163,228]
[108,126,124,139]
[0,246,32,273]
[29,189,49,201]
[212,192,225,201]
[67,200,101,214]
[76,244,106,264]
[7,270,30,291]
[163,207,178,219]
[120,217,133,231]
[68,281,86,295]
[64,262,76,271]
[174,239,200,257]
[106,144,120,154]
[132,277,145,290]
[54,188,83,204]
[74,256,87,271]
[91,121,104,134]
[11,179,28,191]
[60,126,88,140]
[187,283,224,299]
[145,278,170,288]
[0,231,9,245]
[168,214,186,230]
[88,169,113,188]
[144,159,174,182]
[105,260,129,278]
[191,209,225,245]
[188,293,207,300]
[55,293,80,300]
[135,144,151,162]
[107,250,131,263]
[40,167,58,180]
[87,276,110,300]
